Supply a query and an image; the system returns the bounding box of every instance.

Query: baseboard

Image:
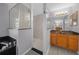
[45,47,50,55]
[22,48,32,55]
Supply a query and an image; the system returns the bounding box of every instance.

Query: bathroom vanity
[50,30,79,52]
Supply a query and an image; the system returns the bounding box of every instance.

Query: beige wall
[33,14,43,40]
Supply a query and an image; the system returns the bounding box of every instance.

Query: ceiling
[7,3,43,16]
[46,3,77,11]
[7,3,78,16]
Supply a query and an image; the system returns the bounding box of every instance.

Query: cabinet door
[50,33,57,46]
[62,35,68,48]
[50,33,53,46]
[57,34,63,47]
[68,35,78,52]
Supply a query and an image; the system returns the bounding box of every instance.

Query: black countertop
[50,30,79,35]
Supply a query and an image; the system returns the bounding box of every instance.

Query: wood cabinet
[50,32,78,52]
[57,34,68,48]
[62,35,68,48]
[50,33,57,46]
[57,34,63,47]
[68,35,78,52]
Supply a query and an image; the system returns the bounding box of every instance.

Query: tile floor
[26,50,39,55]
[48,46,77,55]
[33,38,43,51]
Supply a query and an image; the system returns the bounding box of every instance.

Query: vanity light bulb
[73,22,77,25]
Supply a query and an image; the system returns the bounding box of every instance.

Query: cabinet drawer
[52,33,57,37]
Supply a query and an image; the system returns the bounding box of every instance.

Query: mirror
[70,11,78,26]
[47,11,68,31]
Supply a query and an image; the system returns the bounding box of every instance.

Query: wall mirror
[9,4,31,29]
[47,11,68,31]
[70,11,78,26]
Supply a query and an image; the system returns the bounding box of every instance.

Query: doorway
[33,14,43,52]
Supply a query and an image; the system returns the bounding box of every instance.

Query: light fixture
[54,11,68,16]
[73,22,77,26]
